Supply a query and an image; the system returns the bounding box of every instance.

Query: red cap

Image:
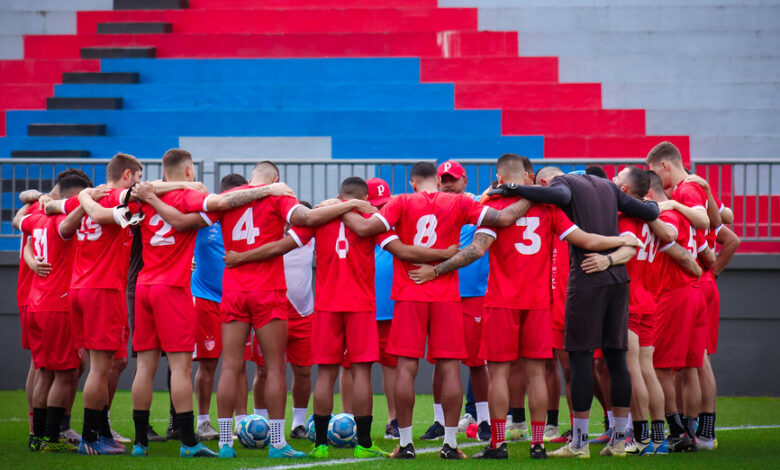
[437,160,466,179]
[366,178,391,207]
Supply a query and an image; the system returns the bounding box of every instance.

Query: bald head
[251,161,280,185]
[535,166,564,186]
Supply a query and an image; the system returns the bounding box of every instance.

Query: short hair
[340,176,368,199]
[299,200,313,210]
[586,166,608,179]
[624,166,650,198]
[106,153,142,183]
[59,174,92,196]
[252,161,280,180]
[534,166,564,184]
[497,153,532,176]
[410,161,436,180]
[646,170,665,195]
[56,168,89,184]
[220,173,248,192]
[647,141,682,166]
[162,148,192,172]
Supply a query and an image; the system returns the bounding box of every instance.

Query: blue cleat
[269,443,307,458]
[219,444,237,458]
[639,440,655,456]
[654,439,669,455]
[99,436,126,454]
[181,442,218,458]
[131,444,148,457]
[78,439,114,455]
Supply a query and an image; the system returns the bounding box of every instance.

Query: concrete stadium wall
[0,252,778,396]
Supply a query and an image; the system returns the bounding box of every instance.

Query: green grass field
[2,391,779,469]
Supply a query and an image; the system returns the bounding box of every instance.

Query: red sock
[29,412,33,434]
[490,419,506,448]
[531,421,545,445]
[570,414,573,427]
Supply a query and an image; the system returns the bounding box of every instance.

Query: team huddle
[15,142,739,460]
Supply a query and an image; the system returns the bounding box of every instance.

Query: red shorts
[19,305,30,350]
[28,310,81,370]
[114,322,129,360]
[194,297,222,360]
[552,328,564,351]
[312,311,378,365]
[461,297,486,368]
[222,289,294,330]
[70,288,127,352]
[653,285,706,369]
[628,311,655,348]
[253,314,313,367]
[387,301,465,360]
[480,307,553,361]
[134,284,196,353]
[377,320,397,367]
[699,276,720,354]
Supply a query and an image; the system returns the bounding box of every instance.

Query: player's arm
[204,183,296,211]
[616,188,660,222]
[78,188,119,225]
[24,238,51,277]
[720,206,734,225]
[659,199,709,232]
[146,180,208,196]
[580,246,638,274]
[137,187,210,231]
[290,200,376,227]
[645,216,677,245]
[698,245,716,271]
[408,232,494,284]
[11,203,31,231]
[223,235,299,268]
[664,243,703,278]
[479,199,534,228]
[341,211,387,237]
[510,184,572,206]
[564,228,643,252]
[19,189,43,204]
[713,225,740,276]
[59,206,87,239]
[383,240,459,263]
[684,174,722,228]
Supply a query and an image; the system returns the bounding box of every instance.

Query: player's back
[24,213,76,311]
[652,209,700,294]
[619,213,658,315]
[17,203,45,306]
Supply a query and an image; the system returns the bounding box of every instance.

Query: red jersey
[619,214,657,315]
[217,185,301,292]
[17,203,45,307]
[291,213,392,312]
[550,236,569,331]
[20,213,75,311]
[652,209,704,294]
[375,191,487,302]
[70,188,137,291]
[477,197,576,310]
[137,189,211,287]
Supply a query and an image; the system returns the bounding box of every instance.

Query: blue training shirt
[191,222,225,303]
[458,224,489,298]
[375,245,395,321]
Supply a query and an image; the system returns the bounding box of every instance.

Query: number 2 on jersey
[232,207,259,245]
[149,214,175,247]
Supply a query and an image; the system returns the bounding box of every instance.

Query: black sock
[313,414,330,447]
[651,420,665,443]
[355,415,373,448]
[665,412,684,438]
[60,413,71,432]
[46,407,66,442]
[133,410,150,447]
[167,368,176,432]
[547,409,559,426]
[603,414,610,433]
[696,412,715,439]
[682,416,697,439]
[100,406,112,438]
[174,412,197,447]
[633,420,650,443]
[510,407,525,423]
[32,408,47,439]
[82,408,103,443]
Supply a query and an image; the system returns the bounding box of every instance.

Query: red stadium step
[455,83,601,109]
[544,135,691,162]
[187,0,438,9]
[503,109,646,136]
[0,85,54,109]
[0,59,100,84]
[421,57,558,83]
[731,195,780,239]
[78,8,477,34]
[24,32,518,59]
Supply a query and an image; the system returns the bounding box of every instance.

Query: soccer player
[191,173,249,441]
[409,154,642,460]
[15,174,93,452]
[340,161,558,460]
[500,166,660,458]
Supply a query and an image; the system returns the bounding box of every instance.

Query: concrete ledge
[0,36,23,60]
[604,83,780,110]
[0,12,76,35]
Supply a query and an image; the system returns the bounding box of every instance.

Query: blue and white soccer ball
[305,414,316,443]
[327,413,357,448]
[237,414,271,449]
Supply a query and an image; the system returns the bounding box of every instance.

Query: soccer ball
[327,413,357,448]
[237,414,271,449]
[305,415,316,442]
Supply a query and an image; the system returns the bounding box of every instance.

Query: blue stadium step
[0,136,179,158]
[52,82,454,110]
[47,97,123,110]
[62,72,140,84]
[97,58,422,84]
[97,22,173,34]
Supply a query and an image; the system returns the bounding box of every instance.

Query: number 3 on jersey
[515,216,541,255]
[232,207,259,245]
[413,214,438,248]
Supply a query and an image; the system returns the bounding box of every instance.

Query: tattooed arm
[203,182,295,211]
[664,242,703,278]
[478,199,534,228]
[713,225,740,276]
[408,232,494,284]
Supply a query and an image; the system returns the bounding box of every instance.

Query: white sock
[627,413,633,431]
[444,426,458,448]
[607,410,614,430]
[292,408,307,428]
[506,414,513,425]
[218,417,233,447]
[234,414,247,433]
[613,416,628,439]
[475,401,490,425]
[255,408,269,418]
[433,403,444,425]
[198,414,209,426]
[573,418,589,449]
[270,419,287,449]
[399,426,413,447]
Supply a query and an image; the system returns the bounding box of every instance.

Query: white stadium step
[602,83,780,110]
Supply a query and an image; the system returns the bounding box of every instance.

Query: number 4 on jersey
[232,207,260,244]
